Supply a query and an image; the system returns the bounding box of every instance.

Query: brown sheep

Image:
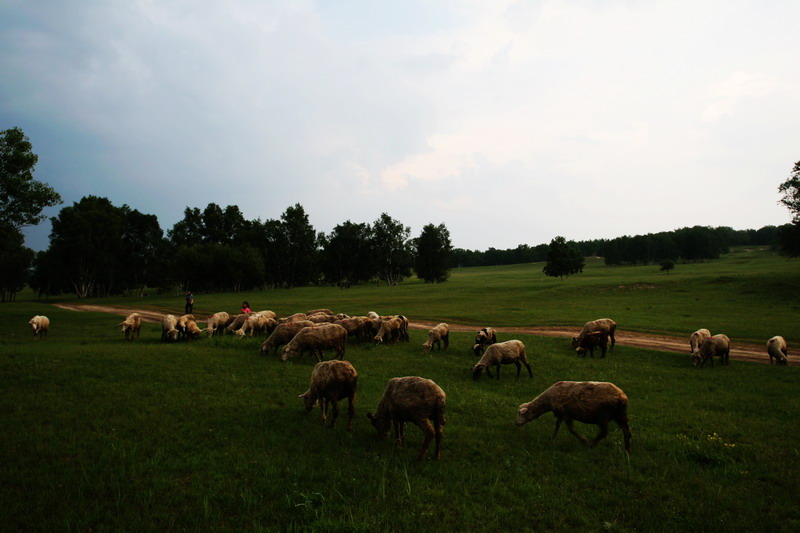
[184,319,203,341]
[422,323,450,351]
[118,313,142,341]
[374,317,403,344]
[281,323,348,362]
[28,315,50,339]
[767,336,788,366]
[571,318,616,351]
[306,308,334,316]
[575,331,609,358]
[307,313,338,324]
[367,376,446,460]
[206,312,232,336]
[516,381,631,453]
[299,360,358,430]
[472,340,532,380]
[695,334,731,367]
[225,313,249,334]
[279,312,309,324]
[334,317,370,342]
[260,320,316,356]
[473,327,498,355]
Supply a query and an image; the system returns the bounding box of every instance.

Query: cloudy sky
[2,0,798,251]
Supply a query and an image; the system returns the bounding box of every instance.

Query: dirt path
[52,303,785,366]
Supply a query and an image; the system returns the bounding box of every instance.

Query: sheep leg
[552,417,563,439]
[485,366,493,378]
[610,332,616,350]
[564,419,589,446]
[495,364,501,380]
[514,361,521,377]
[416,418,435,460]
[443,335,449,350]
[329,399,339,428]
[590,421,609,448]
[616,416,632,453]
[320,398,328,425]
[393,420,404,443]
[346,393,355,431]
[523,362,533,378]
[433,419,443,460]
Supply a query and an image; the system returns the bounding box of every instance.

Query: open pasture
[1,248,798,531]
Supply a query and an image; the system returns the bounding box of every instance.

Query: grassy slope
[1,248,799,531]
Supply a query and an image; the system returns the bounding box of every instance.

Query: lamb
[281,323,348,362]
[695,334,731,367]
[571,318,616,351]
[689,328,711,364]
[299,360,358,431]
[516,381,632,453]
[575,331,609,358]
[118,313,142,341]
[28,315,50,339]
[367,376,446,460]
[161,314,179,342]
[260,320,316,356]
[473,327,498,354]
[206,312,232,336]
[472,340,532,380]
[766,336,788,366]
[422,323,450,351]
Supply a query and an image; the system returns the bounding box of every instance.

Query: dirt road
[53,303,785,365]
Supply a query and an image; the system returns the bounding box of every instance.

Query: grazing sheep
[374,316,404,344]
[28,315,50,339]
[334,317,370,342]
[689,328,712,354]
[234,313,277,337]
[184,319,203,340]
[281,323,348,362]
[571,318,617,351]
[422,323,450,351]
[306,308,334,316]
[253,310,277,320]
[767,336,788,366]
[260,320,316,356]
[308,313,337,324]
[299,360,358,431]
[118,313,142,341]
[280,312,309,324]
[367,376,446,460]
[695,334,731,367]
[575,331,609,358]
[473,327,497,355]
[161,314,179,342]
[206,312,232,336]
[176,314,195,340]
[367,311,380,320]
[472,340,532,380]
[516,381,632,452]
[225,313,249,334]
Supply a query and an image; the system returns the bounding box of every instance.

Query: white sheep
[767,336,788,366]
[695,334,731,367]
[367,376,446,460]
[516,381,632,452]
[422,323,449,351]
[118,313,142,341]
[281,323,348,362]
[206,312,232,336]
[161,314,179,342]
[28,315,50,339]
[472,340,532,380]
[689,328,712,363]
[299,360,358,430]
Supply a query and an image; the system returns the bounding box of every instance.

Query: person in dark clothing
[185,291,194,314]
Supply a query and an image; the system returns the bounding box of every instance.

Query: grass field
[1,248,798,531]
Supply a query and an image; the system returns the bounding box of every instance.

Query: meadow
[1,248,798,531]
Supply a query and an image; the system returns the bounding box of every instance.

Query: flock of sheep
[26,310,790,460]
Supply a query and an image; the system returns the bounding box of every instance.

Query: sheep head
[299,392,318,412]
[471,363,486,381]
[366,412,391,437]
[516,400,549,426]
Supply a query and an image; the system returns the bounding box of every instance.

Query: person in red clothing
[241,301,251,314]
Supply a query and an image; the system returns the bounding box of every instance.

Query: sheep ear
[519,407,528,415]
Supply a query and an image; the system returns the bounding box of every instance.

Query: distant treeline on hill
[453,225,783,267]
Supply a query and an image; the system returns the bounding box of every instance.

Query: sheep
[575,331,609,358]
[334,317,370,342]
[473,327,498,354]
[689,328,712,353]
[253,310,277,320]
[279,312,309,324]
[118,313,142,341]
[308,313,337,324]
[260,320,316,356]
[161,314,179,342]
[206,311,232,336]
[374,316,404,344]
[234,313,277,337]
[695,334,731,367]
[176,314,195,340]
[767,336,788,366]
[184,319,203,341]
[281,323,347,362]
[367,311,380,320]
[422,323,450,351]
[306,308,334,316]
[571,318,616,351]
[367,376,446,460]
[472,340,532,380]
[28,315,50,339]
[516,381,632,453]
[299,360,358,431]
[225,313,249,334]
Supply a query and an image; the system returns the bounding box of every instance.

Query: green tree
[659,259,675,275]
[319,220,374,288]
[0,127,62,229]
[0,227,35,301]
[777,161,800,257]
[281,203,318,288]
[542,236,585,281]
[120,209,167,296]
[414,223,452,283]
[371,213,412,286]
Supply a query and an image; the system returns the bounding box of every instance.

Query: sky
[2,0,799,251]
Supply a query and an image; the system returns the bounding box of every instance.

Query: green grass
[1,248,799,531]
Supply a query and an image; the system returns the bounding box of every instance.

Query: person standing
[185,291,194,314]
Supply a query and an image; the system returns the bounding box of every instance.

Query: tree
[777,161,800,257]
[319,221,374,288]
[281,204,318,288]
[371,213,412,286]
[120,209,167,296]
[414,223,452,283]
[0,226,34,301]
[659,259,675,275]
[542,236,585,281]
[0,127,62,228]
